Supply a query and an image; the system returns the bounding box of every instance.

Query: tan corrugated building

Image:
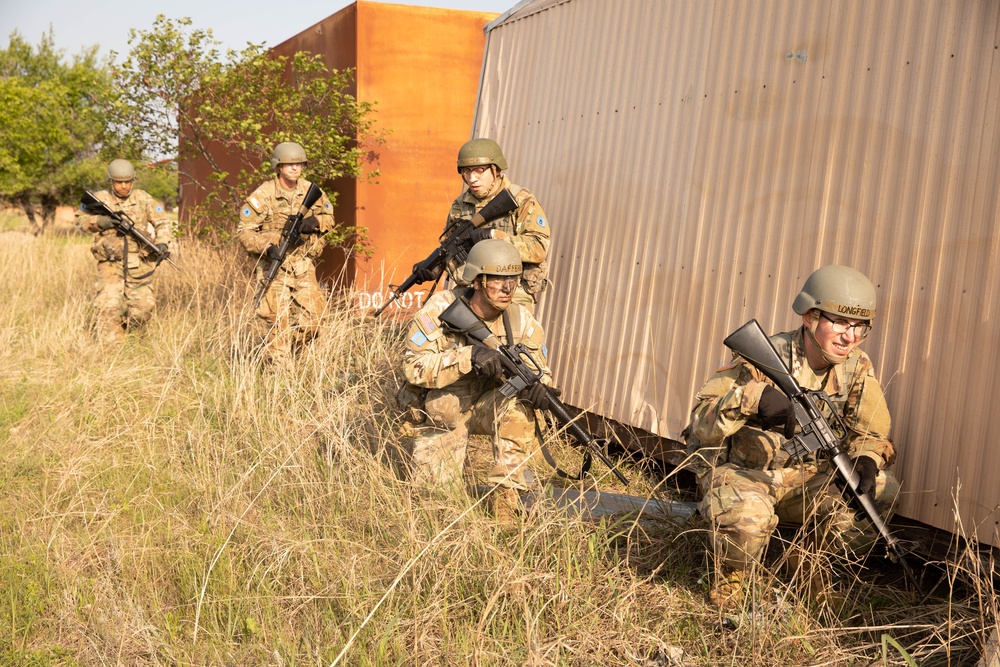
[473,0,1000,546]
[180,1,498,309]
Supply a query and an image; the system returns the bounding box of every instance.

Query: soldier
[418,138,550,313]
[399,239,554,519]
[75,159,172,342]
[238,142,335,362]
[682,266,899,608]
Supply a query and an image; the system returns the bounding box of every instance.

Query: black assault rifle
[253,182,324,308]
[439,296,629,485]
[373,188,518,317]
[81,190,180,271]
[723,319,918,586]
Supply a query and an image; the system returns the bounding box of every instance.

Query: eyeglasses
[818,311,872,337]
[484,276,518,289]
[460,165,491,178]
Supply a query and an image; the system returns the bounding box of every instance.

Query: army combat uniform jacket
[400,287,552,490]
[444,174,550,308]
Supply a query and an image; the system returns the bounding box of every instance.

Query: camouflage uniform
[444,174,550,312]
[399,287,552,491]
[75,189,171,341]
[238,176,335,361]
[683,327,899,573]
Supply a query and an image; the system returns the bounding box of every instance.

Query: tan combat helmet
[793,265,877,321]
[107,159,136,181]
[457,138,507,172]
[462,239,522,283]
[270,142,308,170]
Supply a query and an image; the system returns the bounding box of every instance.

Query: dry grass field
[0,222,995,666]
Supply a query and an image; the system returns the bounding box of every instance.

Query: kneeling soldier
[398,239,553,519]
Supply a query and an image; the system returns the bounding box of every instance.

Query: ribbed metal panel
[474,0,1000,544]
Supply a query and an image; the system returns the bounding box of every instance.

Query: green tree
[111,15,381,248]
[0,29,112,234]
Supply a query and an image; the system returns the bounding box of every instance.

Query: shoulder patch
[417,313,437,335]
[324,202,332,212]
[155,205,163,213]
[241,206,253,219]
[410,331,428,347]
[247,195,264,214]
[541,343,548,359]
[537,215,546,227]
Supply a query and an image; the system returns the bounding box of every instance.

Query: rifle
[373,188,518,317]
[723,319,918,586]
[81,190,180,271]
[439,296,629,485]
[252,182,324,308]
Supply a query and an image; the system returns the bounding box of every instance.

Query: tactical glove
[264,244,283,262]
[300,216,321,235]
[757,385,796,439]
[412,263,438,284]
[467,228,494,246]
[155,243,170,259]
[847,456,879,498]
[95,215,116,231]
[471,345,504,382]
[522,383,561,411]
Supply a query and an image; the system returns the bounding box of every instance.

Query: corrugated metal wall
[474,0,1000,544]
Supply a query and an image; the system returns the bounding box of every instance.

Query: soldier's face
[111,179,133,197]
[477,274,517,311]
[278,162,304,185]
[803,310,866,365]
[461,165,495,198]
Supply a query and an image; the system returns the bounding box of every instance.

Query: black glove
[521,383,561,411]
[757,385,796,438]
[95,215,116,231]
[299,216,321,235]
[467,227,493,246]
[264,244,283,262]
[155,243,170,259]
[471,346,504,382]
[847,456,879,498]
[412,263,438,284]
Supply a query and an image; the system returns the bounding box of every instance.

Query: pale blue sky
[1,0,513,61]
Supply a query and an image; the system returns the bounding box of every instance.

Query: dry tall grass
[0,228,995,666]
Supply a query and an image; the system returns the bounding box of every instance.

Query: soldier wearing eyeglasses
[423,138,550,313]
[682,265,899,608]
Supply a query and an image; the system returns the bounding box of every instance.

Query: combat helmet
[793,265,877,321]
[457,138,507,172]
[462,239,522,283]
[107,159,136,181]
[270,142,308,170]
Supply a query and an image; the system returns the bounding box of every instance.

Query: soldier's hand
[757,385,796,438]
[467,228,493,245]
[412,263,438,284]
[95,215,116,231]
[522,383,561,411]
[264,244,283,262]
[471,346,504,382]
[300,216,321,235]
[847,456,879,498]
[155,243,170,259]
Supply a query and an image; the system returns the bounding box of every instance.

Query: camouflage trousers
[92,258,157,342]
[409,384,538,492]
[255,263,327,362]
[697,458,900,573]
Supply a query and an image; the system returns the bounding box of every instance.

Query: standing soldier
[418,139,550,314]
[682,266,900,608]
[75,159,172,342]
[238,142,335,362]
[399,239,555,520]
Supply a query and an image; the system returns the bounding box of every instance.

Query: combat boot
[491,486,521,524]
[708,568,746,609]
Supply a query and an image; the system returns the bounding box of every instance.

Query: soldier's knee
[424,390,466,429]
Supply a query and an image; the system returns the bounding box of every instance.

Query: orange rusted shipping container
[179,1,498,312]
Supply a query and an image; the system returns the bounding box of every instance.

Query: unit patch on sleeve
[537,215,546,227]
[241,206,253,219]
[410,331,428,347]
[155,205,164,213]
